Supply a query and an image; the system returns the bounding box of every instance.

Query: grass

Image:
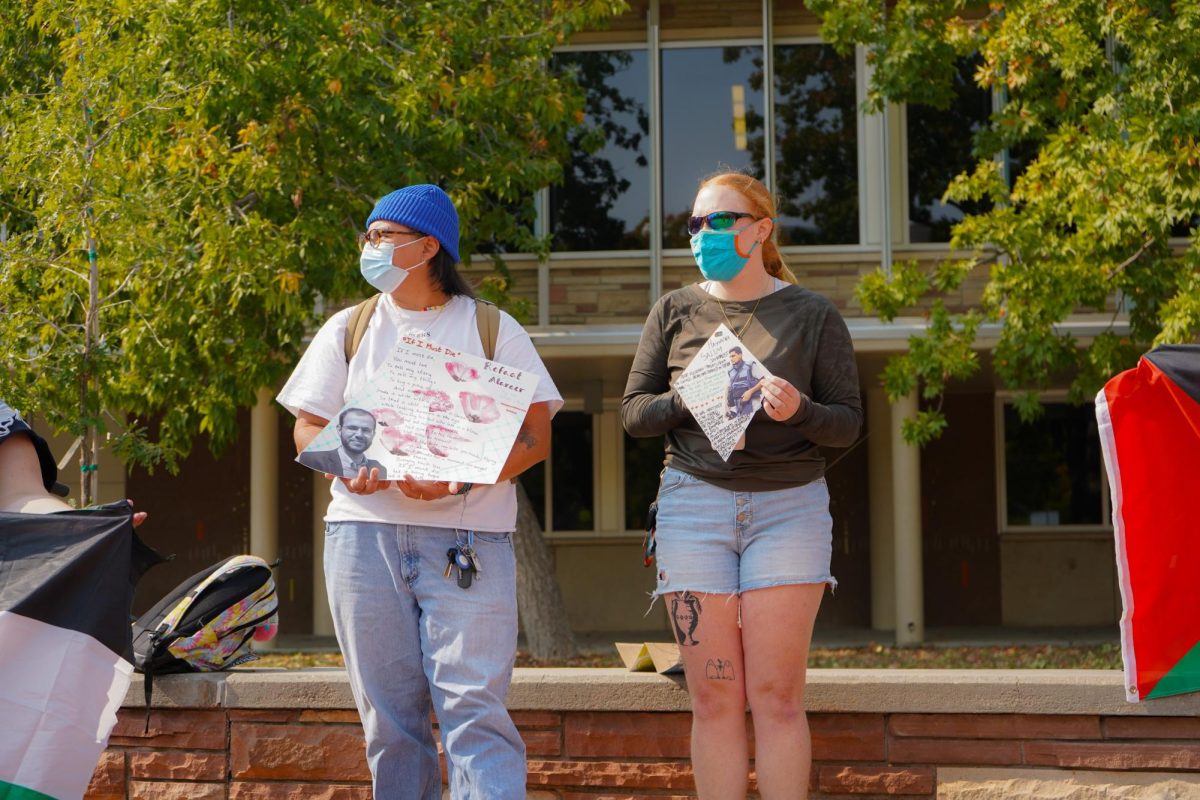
[252,642,1122,671]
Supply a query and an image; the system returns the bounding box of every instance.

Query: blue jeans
[652,467,836,597]
[323,522,525,799]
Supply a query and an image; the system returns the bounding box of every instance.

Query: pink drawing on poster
[445,361,479,382]
[380,427,420,456]
[413,388,453,412]
[372,407,403,428]
[426,424,469,458]
[458,391,500,424]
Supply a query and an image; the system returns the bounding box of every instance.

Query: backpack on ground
[132,555,278,728]
[344,294,500,362]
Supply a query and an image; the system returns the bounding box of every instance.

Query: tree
[0,0,626,499]
[513,481,578,659]
[808,0,1200,441]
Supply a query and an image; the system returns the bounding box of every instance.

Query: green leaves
[0,0,627,471]
[815,0,1200,443]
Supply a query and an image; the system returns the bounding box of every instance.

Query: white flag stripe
[0,610,132,800]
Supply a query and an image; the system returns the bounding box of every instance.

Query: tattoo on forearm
[705,658,735,681]
[671,591,702,647]
[517,428,537,450]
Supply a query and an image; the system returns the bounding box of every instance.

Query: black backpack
[132,555,278,728]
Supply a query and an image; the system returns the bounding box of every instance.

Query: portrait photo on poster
[673,324,773,460]
[296,334,540,484]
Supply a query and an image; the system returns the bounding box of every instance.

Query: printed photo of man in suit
[297,407,388,479]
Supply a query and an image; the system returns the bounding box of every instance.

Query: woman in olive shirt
[622,172,862,799]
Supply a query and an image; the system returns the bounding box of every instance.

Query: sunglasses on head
[687,211,757,236]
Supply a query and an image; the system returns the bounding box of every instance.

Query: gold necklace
[716,296,762,339]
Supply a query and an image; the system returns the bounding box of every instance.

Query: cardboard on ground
[614,641,683,674]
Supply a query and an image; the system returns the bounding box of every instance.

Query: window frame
[993,391,1112,535]
[544,32,874,266]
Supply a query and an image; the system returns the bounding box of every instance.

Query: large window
[771,43,859,245]
[998,399,1108,530]
[661,45,765,247]
[906,56,993,243]
[551,49,650,251]
[549,411,594,530]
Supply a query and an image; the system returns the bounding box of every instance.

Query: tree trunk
[513,480,578,659]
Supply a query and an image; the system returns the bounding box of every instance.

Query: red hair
[699,171,797,284]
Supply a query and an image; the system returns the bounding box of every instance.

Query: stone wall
[461,251,1005,327]
[87,669,1200,799]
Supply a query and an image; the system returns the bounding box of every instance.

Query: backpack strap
[474,298,500,361]
[343,294,382,363]
[343,294,499,362]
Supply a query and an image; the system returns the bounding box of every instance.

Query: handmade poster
[673,324,773,460]
[297,334,539,484]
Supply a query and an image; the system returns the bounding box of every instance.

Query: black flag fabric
[0,503,162,799]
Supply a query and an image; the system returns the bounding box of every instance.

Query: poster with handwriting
[673,324,773,460]
[296,335,539,483]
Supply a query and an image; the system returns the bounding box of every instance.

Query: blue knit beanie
[365,184,460,263]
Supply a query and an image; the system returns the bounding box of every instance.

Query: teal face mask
[690,230,759,282]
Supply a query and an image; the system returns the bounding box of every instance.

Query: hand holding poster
[673,324,773,460]
[297,335,539,484]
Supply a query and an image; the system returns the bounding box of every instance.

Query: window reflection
[661,46,765,248]
[715,43,859,244]
[768,44,859,245]
[907,56,993,243]
[551,50,650,251]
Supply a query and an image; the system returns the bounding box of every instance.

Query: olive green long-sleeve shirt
[621,283,862,491]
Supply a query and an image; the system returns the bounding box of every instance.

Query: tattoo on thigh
[705,658,736,681]
[671,591,702,647]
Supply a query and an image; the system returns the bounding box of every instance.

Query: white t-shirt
[277,293,562,531]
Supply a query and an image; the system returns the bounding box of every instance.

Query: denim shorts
[652,466,836,597]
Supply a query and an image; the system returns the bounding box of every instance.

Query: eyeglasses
[687,211,757,236]
[357,228,423,248]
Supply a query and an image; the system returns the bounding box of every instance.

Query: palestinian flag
[0,503,161,799]
[1096,344,1200,702]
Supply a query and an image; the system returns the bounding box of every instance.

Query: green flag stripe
[0,780,55,800]
[1146,639,1200,700]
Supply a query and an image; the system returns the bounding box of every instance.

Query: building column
[249,388,279,564]
[311,472,334,635]
[891,391,924,644]
[867,386,896,631]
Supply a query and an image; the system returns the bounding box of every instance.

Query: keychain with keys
[444,548,459,580]
[459,531,482,577]
[454,548,475,589]
[457,531,483,589]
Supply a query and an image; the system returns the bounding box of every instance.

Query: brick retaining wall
[86,669,1200,799]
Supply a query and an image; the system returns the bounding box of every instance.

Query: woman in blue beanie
[278,184,563,799]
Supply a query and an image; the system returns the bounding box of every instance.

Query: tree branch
[100,266,139,304]
[46,260,90,284]
[1105,237,1155,279]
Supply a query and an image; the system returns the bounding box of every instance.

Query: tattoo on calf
[705,658,736,681]
[671,591,702,647]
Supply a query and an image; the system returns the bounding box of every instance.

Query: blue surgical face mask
[690,229,759,282]
[359,236,428,293]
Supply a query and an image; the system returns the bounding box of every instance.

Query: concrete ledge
[124,668,1200,716]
